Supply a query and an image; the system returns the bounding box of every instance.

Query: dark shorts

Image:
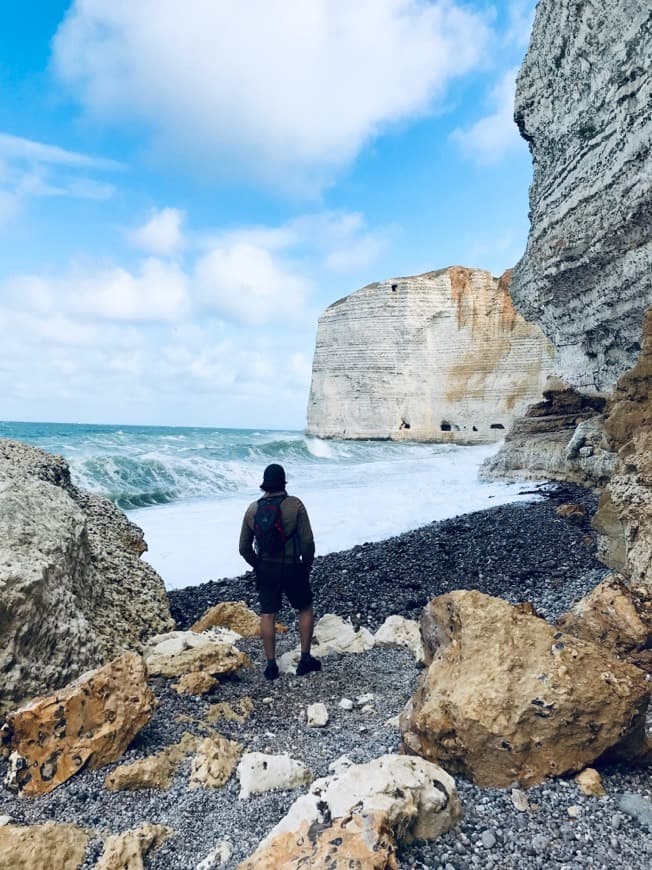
[255,561,313,614]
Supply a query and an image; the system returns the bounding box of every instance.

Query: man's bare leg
[261,613,276,660]
[298,606,314,654]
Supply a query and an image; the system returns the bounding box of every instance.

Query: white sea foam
[130,442,540,589]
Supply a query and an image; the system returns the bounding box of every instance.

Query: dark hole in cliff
[472,426,478,432]
[399,419,411,430]
[490,423,505,430]
[440,421,452,432]
[391,283,398,291]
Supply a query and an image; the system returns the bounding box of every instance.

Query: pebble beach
[2,484,651,869]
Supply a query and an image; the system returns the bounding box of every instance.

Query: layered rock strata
[480,379,616,487]
[0,439,173,713]
[307,267,554,443]
[594,310,652,585]
[400,591,650,787]
[511,0,652,392]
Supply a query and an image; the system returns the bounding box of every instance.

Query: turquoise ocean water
[0,420,537,588]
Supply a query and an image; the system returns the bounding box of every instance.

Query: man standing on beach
[239,463,321,680]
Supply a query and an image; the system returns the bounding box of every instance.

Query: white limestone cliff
[306,266,554,443]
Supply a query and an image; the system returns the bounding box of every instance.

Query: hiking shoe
[264,661,280,681]
[296,655,321,676]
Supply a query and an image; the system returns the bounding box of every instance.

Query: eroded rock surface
[95,823,172,870]
[307,267,553,442]
[0,439,172,713]
[557,574,652,669]
[400,591,650,787]
[240,754,460,867]
[0,822,89,870]
[511,0,652,392]
[594,310,652,586]
[1,652,155,796]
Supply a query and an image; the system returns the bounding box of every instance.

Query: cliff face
[306,267,554,443]
[0,439,173,713]
[594,309,652,585]
[511,0,652,392]
[486,0,652,584]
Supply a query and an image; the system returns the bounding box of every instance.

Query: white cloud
[0,131,124,172]
[0,131,122,226]
[195,241,310,326]
[53,0,492,187]
[5,258,190,323]
[129,207,186,256]
[451,67,523,165]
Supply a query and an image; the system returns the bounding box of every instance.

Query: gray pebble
[481,830,497,849]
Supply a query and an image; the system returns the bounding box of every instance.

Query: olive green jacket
[239,490,315,570]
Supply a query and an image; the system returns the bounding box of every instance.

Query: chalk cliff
[0,439,173,713]
[484,0,651,583]
[511,0,652,392]
[306,267,554,443]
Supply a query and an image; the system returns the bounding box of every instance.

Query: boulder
[0,822,89,870]
[105,732,200,791]
[145,638,249,679]
[237,752,312,799]
[173,672,218,695]
[238,810,398,870]
[95,824,172,870]
[374,615,425,662]
[191,601,287,637]
[278,613,375,673]
[557,575,652,669]
[0,438,173,714]
[189,735,243,789]
[240,754,460,867]
[400,591,650,787]
[1,652,155,796]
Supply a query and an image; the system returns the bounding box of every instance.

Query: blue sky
[0,0,537,429]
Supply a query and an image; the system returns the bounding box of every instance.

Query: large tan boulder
[240,754,460,867]
[192,600,287,636]
[1,652,155,796]
[401,591,650,787]
[95,823,172,870]
[557,575,652,670]
[0,438,173,714]
[238,810,398,870]
[0,822,89,870]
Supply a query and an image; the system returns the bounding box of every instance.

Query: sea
[0,420,541,590]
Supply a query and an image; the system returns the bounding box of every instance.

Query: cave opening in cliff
[391,284,397,292]
[490,423,505,430]
[440,421,452,431]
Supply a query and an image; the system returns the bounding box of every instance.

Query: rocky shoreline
[3,485,651,869]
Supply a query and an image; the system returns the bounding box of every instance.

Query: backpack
[253,495,289,556]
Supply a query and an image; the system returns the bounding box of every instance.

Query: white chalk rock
[237,752,312,800]
[328,756,353,774]
[375,615,425,662]
[307,703,329,727]
[278,614,375,672]
[257,754,461,850]
[144,630,212,659]
[312,614,375,656]
[196,840,233,870]
[338,698,354,711]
